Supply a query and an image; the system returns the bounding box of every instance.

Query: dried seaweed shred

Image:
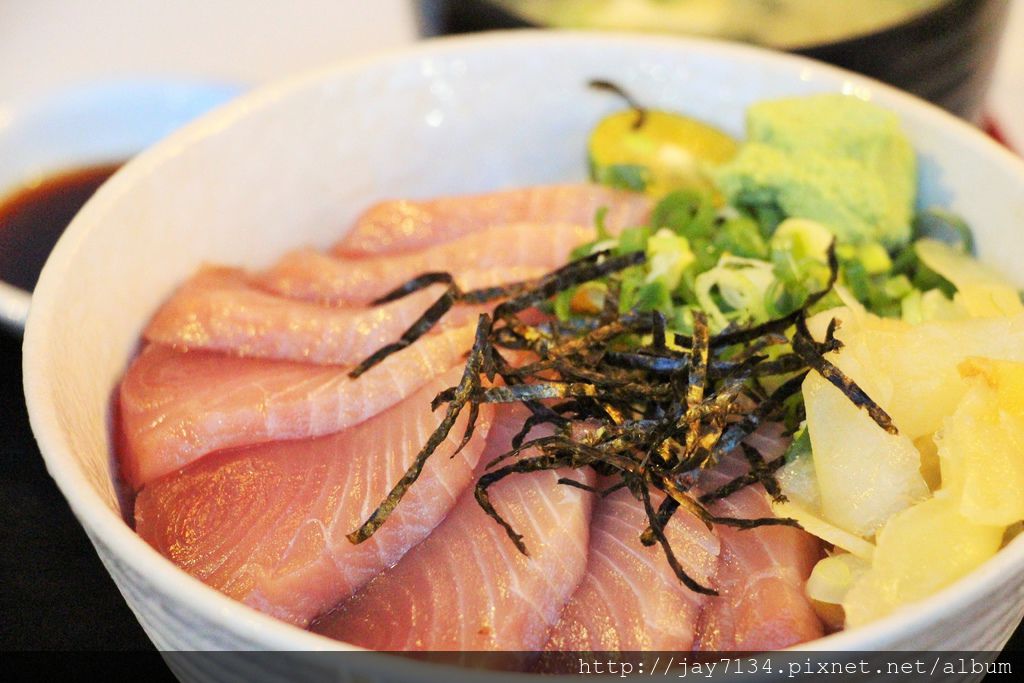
[346,239,892,595]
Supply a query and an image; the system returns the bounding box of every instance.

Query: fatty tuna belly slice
[313,441,596,650]
[260,223,596,306]
[543,484,720,652]
[118,325,475,489]
[696,433,824,651]
[143,265,510,365]
[134,367,493,627]
[335,183,651,256]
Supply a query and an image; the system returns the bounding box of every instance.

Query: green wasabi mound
[717,94,916,247]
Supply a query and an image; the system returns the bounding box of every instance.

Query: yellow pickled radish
[960,356,1024,416]
[806,553,871,631]
[803,368,929,538]
[588,109,738,196]
[842,494,1003,628]
[937,358,1024,526]
[806,553,871,606]
[914,434,942,492]
[915,239,1023,318]
[773,500,876,561]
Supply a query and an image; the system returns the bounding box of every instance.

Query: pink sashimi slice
[260,223,596,306]
[696,424,824,651]
[542,483,720,652]
[143,265,522,366]
[135,367,493,627]
[118,324,476,489]
[312,406,596,651]
[335,183,651,256]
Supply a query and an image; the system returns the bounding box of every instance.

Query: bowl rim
[22,29,1024,659]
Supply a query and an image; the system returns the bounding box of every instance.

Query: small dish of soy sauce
[0,80,240,334]
[0,161,122,288]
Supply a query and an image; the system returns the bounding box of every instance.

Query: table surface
[0,330,153,651]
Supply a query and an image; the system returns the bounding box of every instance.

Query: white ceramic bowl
[21,32,1024,677]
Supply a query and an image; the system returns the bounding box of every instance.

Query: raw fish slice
[335,184,651,256]
[135,368,493,627]
[260,223,595,306]
[542,483,719,652]
[313,407,596,651]
[118,325,475,489]
[696,424,824,651]
[143,266,522,365]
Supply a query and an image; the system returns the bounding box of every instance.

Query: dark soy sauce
[0,162,122,292]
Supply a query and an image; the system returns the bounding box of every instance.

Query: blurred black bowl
[421,0,1009,121]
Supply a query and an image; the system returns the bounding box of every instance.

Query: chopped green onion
[615,225,652,255]
[714,215,769,259]
[651,189,716,240]
[596,163,650,192]
[645,228,695,292]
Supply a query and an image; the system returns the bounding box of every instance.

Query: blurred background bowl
[420,0,1010,121]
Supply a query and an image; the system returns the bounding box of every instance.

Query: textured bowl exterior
[21,32,1024,678]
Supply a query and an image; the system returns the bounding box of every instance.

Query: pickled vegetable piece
[773,500,876,561]
[842,495,1003,628]
[938,358,1024,526]
[806,553,870,605]
[803,368,929,538]
[915,239,1023,318]
[806,306,1024,441]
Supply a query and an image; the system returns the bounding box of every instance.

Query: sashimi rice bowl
[22,33,1024,668]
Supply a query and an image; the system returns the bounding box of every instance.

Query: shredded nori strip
[699,453,788,505]
[346,314,492,544]
[475,452,575,556]
[651,311,667,351]
[635,476,717,595]
[347,232,891,594]
[349,283,460,378]
[371,272,455,305]
[791,315,897,434]
[639,496,679,547]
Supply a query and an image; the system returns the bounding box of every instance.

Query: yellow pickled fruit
[588,109,738,196]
